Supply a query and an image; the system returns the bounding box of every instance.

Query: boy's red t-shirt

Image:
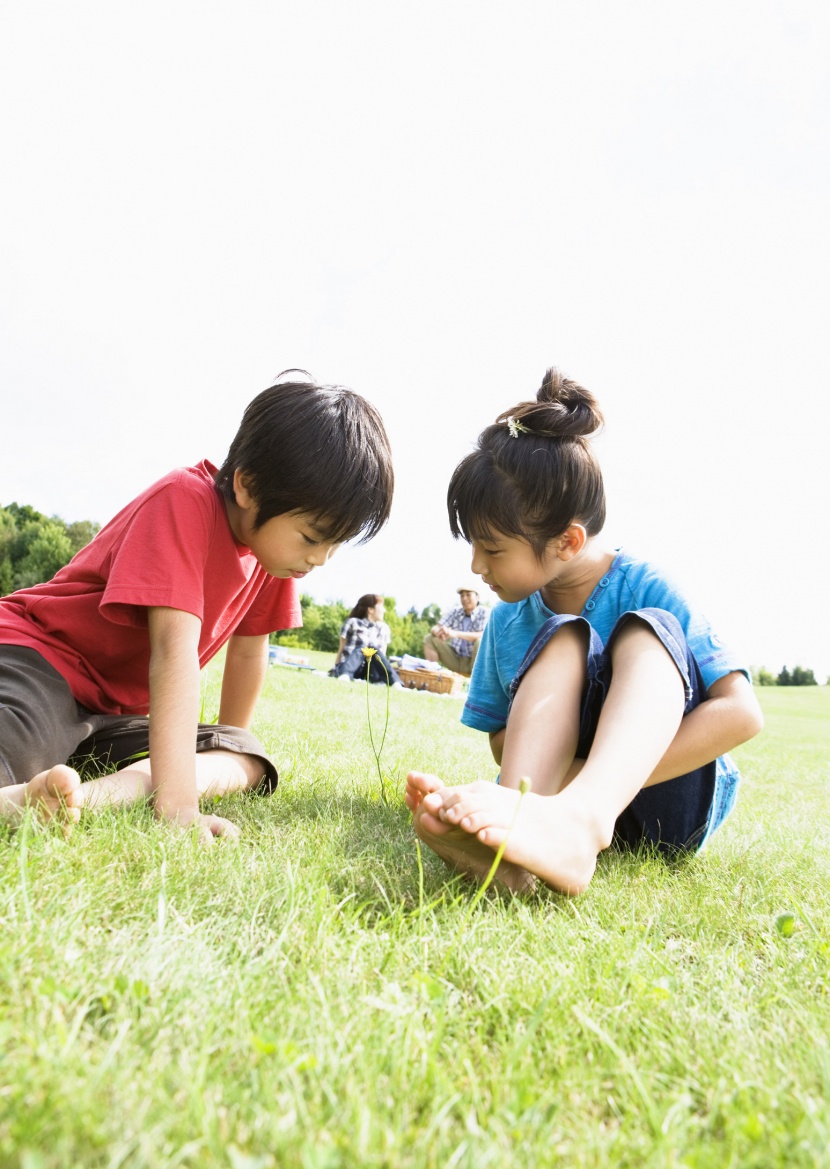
[0,461,302,715]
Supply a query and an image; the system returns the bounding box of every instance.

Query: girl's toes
[414,809,454,837]
[477,825,508,848]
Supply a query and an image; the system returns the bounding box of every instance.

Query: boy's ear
[556,524,588,561]
[232,469,256,511]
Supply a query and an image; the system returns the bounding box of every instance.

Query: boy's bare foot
[421,781,608,895]
[408,771,535,894]
[0,765,83,826]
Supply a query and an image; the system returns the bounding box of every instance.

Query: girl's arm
[489,727,506,764]
[646,670,762,785]
[334,636,346,664]
[147,606,203,824]
[219,633,269,729]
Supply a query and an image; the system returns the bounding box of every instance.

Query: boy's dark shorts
[0,646,278,792]
[506,608,740,854]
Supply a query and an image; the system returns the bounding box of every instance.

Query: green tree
[0,510,16,595]
[752,667,776,686]
[270,595,441,658]
[777,664,817,686]
[66,519,100,556]
[14,520,73,589]
[0,501,99,594]
[272,595,347,652]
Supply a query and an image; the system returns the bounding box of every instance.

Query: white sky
[1,1,828,677]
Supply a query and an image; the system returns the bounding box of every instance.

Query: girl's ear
[556,523,588,561]
[232,468,256,511]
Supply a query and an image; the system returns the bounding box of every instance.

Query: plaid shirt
[440,604,489,658]
[339,617,391,656]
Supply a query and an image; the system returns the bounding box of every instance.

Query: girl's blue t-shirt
[463,549,748,734]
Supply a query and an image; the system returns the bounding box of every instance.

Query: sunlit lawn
[1,660,828,1168]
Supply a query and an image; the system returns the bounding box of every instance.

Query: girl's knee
[539,619,591,657]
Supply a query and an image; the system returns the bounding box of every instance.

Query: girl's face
[368,600,384,621]
[470,532,566,604]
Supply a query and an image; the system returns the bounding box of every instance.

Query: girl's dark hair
[448,367,605,557]
[215,371,394,543]
[349,593,383,620]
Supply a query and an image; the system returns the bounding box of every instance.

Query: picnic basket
[397,667,464,695]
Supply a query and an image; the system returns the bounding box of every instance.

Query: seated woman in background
[331,594,401,685]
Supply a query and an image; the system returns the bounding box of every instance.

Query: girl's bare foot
[410,772,536,894]
[0,765,83,826]
[405,770,445,812]
[421,781,608,895]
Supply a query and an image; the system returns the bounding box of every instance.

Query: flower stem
[364,653,390,805]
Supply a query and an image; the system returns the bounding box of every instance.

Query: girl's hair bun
[449,365,607,549]
[496,367,603,439]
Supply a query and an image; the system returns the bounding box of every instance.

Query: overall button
[585,600,596,611]
[599,577,610,587]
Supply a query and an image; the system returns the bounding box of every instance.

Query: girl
[406,368,762,894]
[331,594,400,685]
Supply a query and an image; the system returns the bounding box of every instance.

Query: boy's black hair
[447,368,606,558]
[215,372,394,543]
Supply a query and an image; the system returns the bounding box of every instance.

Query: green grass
[1,671,828,1168]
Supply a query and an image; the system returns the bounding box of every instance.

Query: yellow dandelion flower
[362,647,378,658]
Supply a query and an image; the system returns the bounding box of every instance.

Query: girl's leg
[419,617,686,894]
[331,647,365,679]
[410,621,589,892]
[498,620,588,795]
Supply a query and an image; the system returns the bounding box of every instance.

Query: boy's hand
[157,803,241,844]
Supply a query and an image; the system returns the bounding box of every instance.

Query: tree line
[0,501,443,658]
[1,500,827,678]
[274,595,443,658]
[752,665,823,687]
[0,502,99,595]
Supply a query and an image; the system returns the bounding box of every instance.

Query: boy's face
[241,510,341,579]
[228,473,341,578]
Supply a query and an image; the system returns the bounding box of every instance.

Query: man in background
[423,587,489,677]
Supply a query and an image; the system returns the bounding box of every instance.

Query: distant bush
[752,667,777,686]
[271,595,442,657]
[777,665,818,686]
[1,502,99,593]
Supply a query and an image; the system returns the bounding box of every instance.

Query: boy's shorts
[507,608,740,854]
[0,646,278,792]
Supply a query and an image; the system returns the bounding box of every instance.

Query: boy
[0,373,394,841]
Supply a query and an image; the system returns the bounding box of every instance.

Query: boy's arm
[147,606,203,824]
[646,670,763,784]
[219,634,269,728]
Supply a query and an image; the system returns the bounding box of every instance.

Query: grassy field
[1,661,828,1169]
